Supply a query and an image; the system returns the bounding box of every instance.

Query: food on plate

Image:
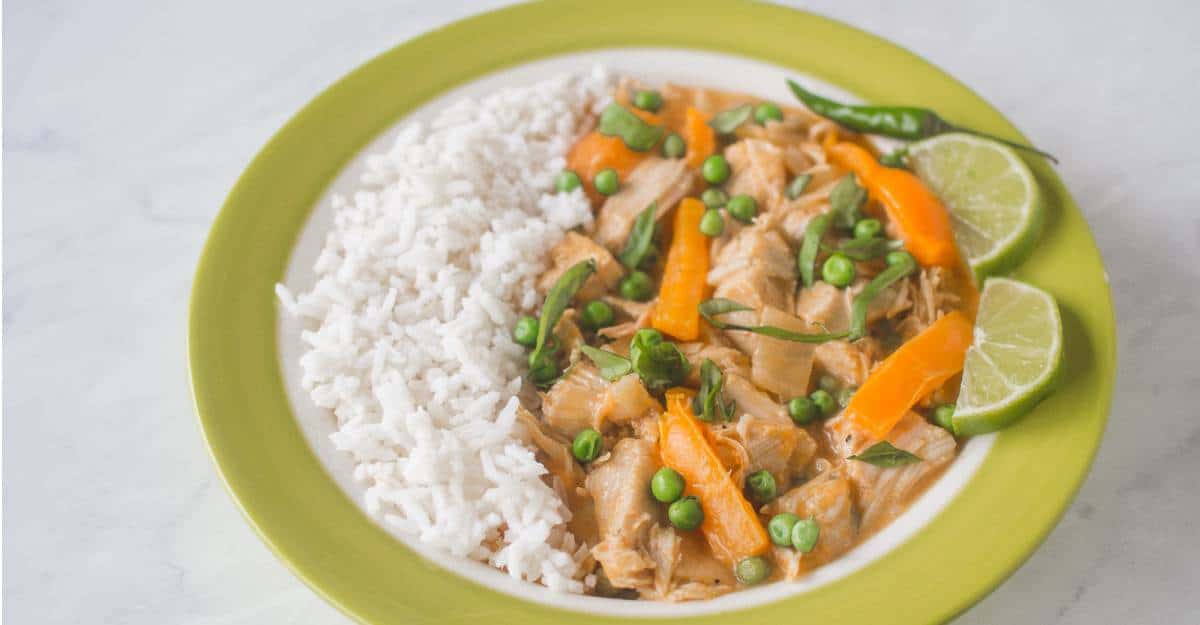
[277,68,1063,601]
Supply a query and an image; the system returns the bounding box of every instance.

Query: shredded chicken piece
[748,306,818,399]
[678,343,752,385]
[514,406,597,547]
[540,363,608,439]
[594,157,694,253]
[586,438,662,591]
[538,232,624,301]
[724,139,788,214]
[826,411,957,534]
[542,366,661,440]
[764,470,858,577]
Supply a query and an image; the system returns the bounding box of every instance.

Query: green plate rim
[188,2,1116,624]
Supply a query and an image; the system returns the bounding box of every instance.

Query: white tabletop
[6,1,1199,623]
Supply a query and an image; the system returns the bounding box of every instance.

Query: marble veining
[5,1,1199,623]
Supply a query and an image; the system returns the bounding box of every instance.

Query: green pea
[554,170,581,193]
[633,89,663,112]
[838,386,857,408]
[701,188,728,209]
[791,517,820,553]
[650,467,685,503]
[571,428,603,463]
[768,513,801,546]
[726,194,758,223]
[528,351,560,385]
[661,133,686,159]
[619,270,653,301]
[594,168,620,196]
[853,218,883,240]
[933,403,957,433]
[810,389,836,416]
[701,155,731,184]
[787,396,818,425]
[745,470,777,504]
[821,253,856,288]
[886,250,914,267]
[512,315,538,347]
[668,496,704,530]
[735,556,771,585]
[580,300,614,330]
[699,209,725,237]
[754,102,783,124]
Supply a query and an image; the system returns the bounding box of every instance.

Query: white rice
[276,68,613,592]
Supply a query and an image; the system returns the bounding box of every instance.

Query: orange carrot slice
[826,141,961,269]
[682,106,715,170]
[567,131,647,198]
[651,198,710,341]
[660,388,770,565]
[844,310,974,438]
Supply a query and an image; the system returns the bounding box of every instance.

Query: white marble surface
[5,1,1199,623]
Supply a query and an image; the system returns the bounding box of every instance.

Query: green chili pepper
[798,213,831,287]
[786,80,1058,163]
[847,251,916,341]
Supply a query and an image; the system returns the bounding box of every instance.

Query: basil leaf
[618,203,658,270]
[528,260,596,387]
[579,345,634,381]
[628,328,691,391]
[797,213,831,287]
[691,358,734,422]
[786,174,813,200]
[708,104,753,135]
[829,174,867,230]
[699,298,846,343]
[848,251,916,341]
[821,237,903,261]
[597,103,664,152]
[847,441,922,467]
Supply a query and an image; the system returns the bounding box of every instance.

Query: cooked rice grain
[278,68,613,592]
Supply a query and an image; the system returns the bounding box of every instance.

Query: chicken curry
[512,78,980,600]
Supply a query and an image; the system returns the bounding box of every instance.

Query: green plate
[188,2,1115,623]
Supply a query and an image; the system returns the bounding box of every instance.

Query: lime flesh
[954,278,1063,435]
[908,133,1044,280]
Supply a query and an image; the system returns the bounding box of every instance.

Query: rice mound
[276,68,613,592]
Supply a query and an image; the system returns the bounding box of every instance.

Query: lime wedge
[953,278,1063,435]
[907,133,1044,279]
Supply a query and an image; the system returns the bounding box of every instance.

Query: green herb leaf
[618,203,658,270]
[597,103,664,152]
[797,213,831,287]
[528,260,595,388]
[847,441,923,467]
[847,251,916,341]
[786,174,813,200]
[708,104,754,135]
[629,328,691,391]
[829,174,867,230]
[579,345,634,381]
[821,237,903,261]
[692,358,735,422]
[879,147,908,169]
[699,298,846,343]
